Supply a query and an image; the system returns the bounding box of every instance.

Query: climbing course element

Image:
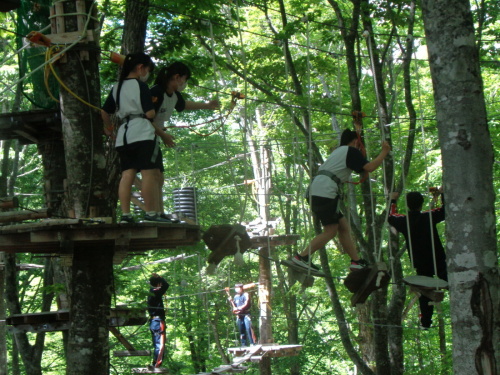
[344,262,390,306]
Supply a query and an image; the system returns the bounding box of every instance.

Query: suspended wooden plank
[227,344,302,359]
[403,275,448,289]
[281,260,325,278]
[203,224,252,266]
[0,208,51,223]
[132,367,170,373]
[344,262,391,306]
[404,276,448,303]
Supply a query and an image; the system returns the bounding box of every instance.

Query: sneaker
[292,254,321,271]
[350,258,369,270]
[143,213,172,223]
[159,213,180,223]
[119,215,135,224]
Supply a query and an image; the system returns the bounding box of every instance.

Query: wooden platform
[132,367,170,373]
[0,109,61,144]
[193,344,302,374]
[227,344,302,361]
[6,306,147,333]
[344,262,391,306]
[0,219,201,256]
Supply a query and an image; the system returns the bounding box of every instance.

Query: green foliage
[1,0,498,374]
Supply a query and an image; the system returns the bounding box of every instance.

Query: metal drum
[173,187,197,222]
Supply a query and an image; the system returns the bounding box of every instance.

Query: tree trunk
[122,0,149,54]
[420,1,499,374]
[66,246,113,375]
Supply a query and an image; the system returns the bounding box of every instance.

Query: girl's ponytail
[116,52,155,109]
[154,61,191,90]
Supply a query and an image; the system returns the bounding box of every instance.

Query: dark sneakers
[159,213,180,223]
[292,254,321,271]
[120,215,135,224]
[143,213,172,223]
[350,258,369,271]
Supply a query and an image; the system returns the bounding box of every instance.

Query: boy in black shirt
[147,273,169,368]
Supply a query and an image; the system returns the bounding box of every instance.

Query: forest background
[0,0,498,374]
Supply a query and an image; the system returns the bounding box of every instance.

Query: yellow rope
[46,46,101,112]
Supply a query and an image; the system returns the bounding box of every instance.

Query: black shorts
[116,140,162,172]
[311,195,344,226]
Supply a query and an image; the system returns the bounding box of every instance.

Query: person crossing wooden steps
[294,128,391,273]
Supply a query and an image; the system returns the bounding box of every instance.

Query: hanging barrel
[173,187,197,222]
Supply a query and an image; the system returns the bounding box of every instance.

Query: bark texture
[420,1,499,374]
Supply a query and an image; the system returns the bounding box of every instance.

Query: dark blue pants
[236,315,254,346]
[150,318,166,367]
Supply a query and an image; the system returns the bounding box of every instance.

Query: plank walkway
[193,344,302,374]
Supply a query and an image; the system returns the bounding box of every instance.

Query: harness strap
[316,170,341,185]
[122,113,147,146]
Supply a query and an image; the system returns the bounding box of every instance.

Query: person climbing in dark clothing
[147,273,169,368]
[388,188,447,329]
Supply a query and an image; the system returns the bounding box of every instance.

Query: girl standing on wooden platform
[101,52,171,223]
[149,61,219,221]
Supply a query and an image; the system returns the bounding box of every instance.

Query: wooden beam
[30,226,158,243]
[109,326,135,351]
[0,208,51,223]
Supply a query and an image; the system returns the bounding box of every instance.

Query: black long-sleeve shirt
[388,196,446,273]
[147,277,169,320]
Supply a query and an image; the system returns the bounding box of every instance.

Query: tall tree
[420,0,499,374]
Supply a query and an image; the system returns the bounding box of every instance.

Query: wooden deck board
[0,221,201,254]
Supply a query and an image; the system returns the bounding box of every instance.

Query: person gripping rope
[294,129,391,272]
[149,62,219,221]
[388,188,447,329]
[227,283,255,347]
[147,273,170,369]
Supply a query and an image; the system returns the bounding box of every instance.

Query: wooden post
[258,246,273,375]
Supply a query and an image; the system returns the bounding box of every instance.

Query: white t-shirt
[102,79,156,147]
[310,146,368,198]
[150,84,186,127]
